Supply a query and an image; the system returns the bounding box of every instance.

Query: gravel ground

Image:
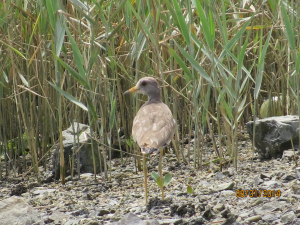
[1,135,300,225]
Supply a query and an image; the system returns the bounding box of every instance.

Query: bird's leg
[143,153,148,204]
[159,149,164,200]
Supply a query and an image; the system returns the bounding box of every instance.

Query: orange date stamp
[236,189,281,198]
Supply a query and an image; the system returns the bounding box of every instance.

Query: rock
[282,174,297,182]
[251,198,263,206]
[245,215,262,222]
[254,176,264,186]
[262,213,280,222]
[51,122,104,179]
[215,172,225,180]
[220,190,236,197]
[159,218,183,225]
[48,211,71,223]
[111,213,159,225]
[296,206,300,214]
[292,182,300,194]
[98,209,110,216]
[187,217,205,225]
[261,180,281,189]
[260,173,272,179]
[32,188,56,196]
[216,182,235,191]
[202,206,214,220]
[254,201,285,215]
[246,115,299,159]
[213,203,225,213]
[0,196,42,224]
[282,150,297,161]
[170,203,195,217]
[281,211,296,223]
[10,182,28,196]
[210,217,227,225]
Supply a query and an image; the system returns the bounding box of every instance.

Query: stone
[246,115,299,159]
[260,173,272,179]
[51,122,104,179]
[282,150,296,161]
[10,182,28,196]
[213,203,225,213]
[32,188,56,196]
[202,206,215,220]
[216,182,235,191]
[220,190,236,197]
[48,211,70,223]
[261,180,281,189]
[211,217,227,224]
[159,218,183,225]
[111,213,159,225]
[0,196,42,224]
[254,201,285,215]
[215,172,225,180]
[282,174,297,182]
[98,209,110,216]
[251,198,263,207]
[281,211,296,224]
[262,213,280,222]
[245,215,262,222]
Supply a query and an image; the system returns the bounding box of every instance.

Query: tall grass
[0,0,299,182]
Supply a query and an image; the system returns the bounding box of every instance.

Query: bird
[124,77,176,203]
[124,77,176,154]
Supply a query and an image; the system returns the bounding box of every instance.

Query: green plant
[151,171,172,198]
[186,177,194,194]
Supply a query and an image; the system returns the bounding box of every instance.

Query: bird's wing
[132,103,176,150]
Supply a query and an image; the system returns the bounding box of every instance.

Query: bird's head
[124,77,161,101]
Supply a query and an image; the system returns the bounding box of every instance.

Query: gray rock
[159,218,183,225]
[246,115,299,159]
[261,173,272,179]
[217,182,235,191]
[210,217,227,224]
[282,174,297,182]
[261,180,281,189]
[32,188,56,196]
[0,196,42,224]
[111,213,159,225]
[281,211,296,223]
[245,215,262,222]
[48,211,70,223]
[51,122,104,179]
[213,203,225,213]
[98,209,110,216]
[262,213,280,222]
[254,176,264,186]
[254,201,285,215]
[220,190,236,197]
[251,198,263,206]
[215,172,225,180]
[282,150,296,161]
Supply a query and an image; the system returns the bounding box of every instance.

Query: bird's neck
[148,94,162,103]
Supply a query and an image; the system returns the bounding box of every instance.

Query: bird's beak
[123,86,139,95]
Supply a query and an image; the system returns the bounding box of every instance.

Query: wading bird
[124,77,176,204]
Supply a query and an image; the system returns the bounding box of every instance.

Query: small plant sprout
[186,177,194,194]
[151,170,172,199]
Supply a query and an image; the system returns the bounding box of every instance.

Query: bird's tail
[141,148,158,154]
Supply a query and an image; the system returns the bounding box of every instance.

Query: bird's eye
[141,81,147,86]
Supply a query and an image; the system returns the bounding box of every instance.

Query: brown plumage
[124,77,176,154]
